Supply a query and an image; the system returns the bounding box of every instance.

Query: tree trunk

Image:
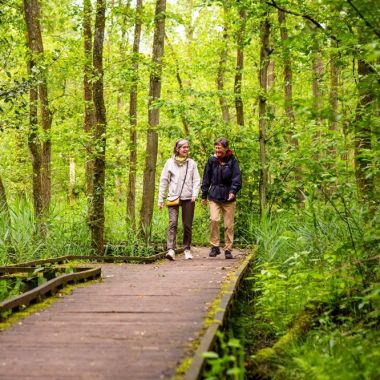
[184,0,195,88]
[0,174,10,224]
[258,17,271,213]
[83,0,95,196]
[68,157,77,205]
[267,59,276,124]
[0,173,12,258]
[217,5,230,124]
[27,59,43,219]
[126,0,143,228]
[310,24,324,146]
[115,95,123,203]
[278,9,304,205]
[329,50,339,148]
[139,0,166,240]
[312,51,324,125]
[278,10,295,127]
[39,77,52,214]
[23,0,51,231]
[234,7,246,126]
[354,58,375,203]
[325,48,340,197]
[166,35,190,135]
[89,0,107,255]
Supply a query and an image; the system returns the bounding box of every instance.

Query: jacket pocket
[209,185,228,201]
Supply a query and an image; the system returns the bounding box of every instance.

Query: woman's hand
[158,202,164,209]
[191,197,196,202]
[202,199,208,206]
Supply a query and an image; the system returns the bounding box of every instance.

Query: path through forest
[0,247,246,379]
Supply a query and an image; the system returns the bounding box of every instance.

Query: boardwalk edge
[184,251,253,380]
[0,267,101,317]
[0,248,184,273]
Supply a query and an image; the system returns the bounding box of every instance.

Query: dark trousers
[167,200,195,250]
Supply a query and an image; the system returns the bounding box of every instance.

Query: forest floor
[0,247,247,380]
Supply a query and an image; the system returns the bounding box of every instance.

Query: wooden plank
[184,252,253,380]
[0,247,248,380]
[0,267,101,314]
[0,247,183,271]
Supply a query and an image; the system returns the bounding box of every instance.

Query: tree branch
[265,0,337,41]
[346,0,380,39]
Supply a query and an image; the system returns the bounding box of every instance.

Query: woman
[201,137,242,259]
[158,139,200,260]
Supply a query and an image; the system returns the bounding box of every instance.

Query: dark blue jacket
[201,153,242,202]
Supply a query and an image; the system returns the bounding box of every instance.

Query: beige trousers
[209,200,236,251]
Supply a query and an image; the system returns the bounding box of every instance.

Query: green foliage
[276,323,380,380]
[0,198,91,265]
[0,265,79,303]
[0,0,379,376]
[202,331,245,380]
[226,200,379,379]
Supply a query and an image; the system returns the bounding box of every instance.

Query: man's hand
[202,199,208,206]
[158,202,164,209]
[227,192,235,201]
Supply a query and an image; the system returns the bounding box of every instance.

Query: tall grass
[0,197,215,265]
[228,201,379,379]
[0,198,91,265]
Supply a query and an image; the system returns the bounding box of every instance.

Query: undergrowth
[0,197,215,265]
[203,201,379,379]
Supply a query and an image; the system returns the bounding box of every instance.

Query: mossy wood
[184,252,253,380]
[0,267,101,316]
[0,248,184,273]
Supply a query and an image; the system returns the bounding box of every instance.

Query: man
[201,137,242,259]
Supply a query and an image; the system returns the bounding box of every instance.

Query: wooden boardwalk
[0,247,247,380]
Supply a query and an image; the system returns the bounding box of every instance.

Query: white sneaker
[184,249,193,260]
[166,249,175,261]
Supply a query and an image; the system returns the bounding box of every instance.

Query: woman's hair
[173,139,189,155]
[214,137,229,148]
